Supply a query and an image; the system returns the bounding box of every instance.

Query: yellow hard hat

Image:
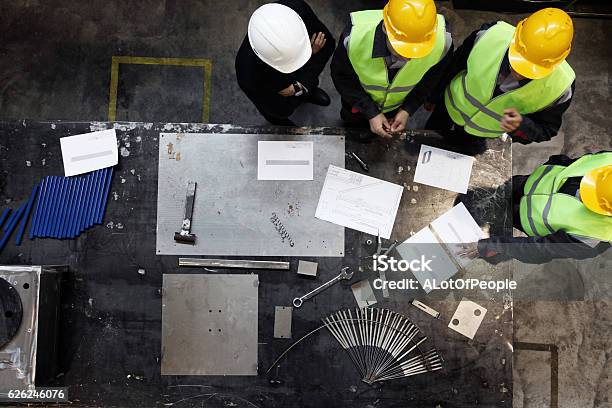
[509,8,573,79]
[580,165,612,216]
[383,0,438,59]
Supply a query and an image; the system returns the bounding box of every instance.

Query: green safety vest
[348,10,446,113]
[444,22,575,138]
[519,152,612,242]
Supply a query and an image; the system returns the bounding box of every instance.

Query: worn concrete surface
[0,1,611,407]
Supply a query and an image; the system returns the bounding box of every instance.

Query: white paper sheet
[395,227,458,293]
[431,202,486,268]
[315,165,403,239]
[430,202,485,244]
[60,129,118,176]
[413,145,475,194]
[257,141,313,180]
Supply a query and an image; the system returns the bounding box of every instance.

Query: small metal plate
[448,298,487,340]
[297,260,318,277]
[273,306,292,339]
[351,280,377,309]
[161,274,259,375]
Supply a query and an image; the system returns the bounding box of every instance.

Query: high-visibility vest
[519,152,612,242]
[444,22,575,138]
[348,10,446,113]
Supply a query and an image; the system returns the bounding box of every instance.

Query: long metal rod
[15,184,39,245]
[178,258,290,270]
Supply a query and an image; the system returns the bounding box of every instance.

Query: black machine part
[0,277,23,349]
[174,181,197,244]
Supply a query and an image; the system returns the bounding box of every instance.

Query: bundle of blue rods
[0,167,113,252]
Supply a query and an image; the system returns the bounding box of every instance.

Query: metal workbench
[0,120,513,407]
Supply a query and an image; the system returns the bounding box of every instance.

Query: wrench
[293,267,354,308]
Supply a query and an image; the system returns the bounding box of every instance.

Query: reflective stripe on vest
[348,10,446,113]
[519,153,612,241]
[444,21,576,138]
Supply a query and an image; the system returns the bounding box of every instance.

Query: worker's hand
[500,108,522,132]
[389,109,409,133]
[457,242,479,260]
[278,85,296,97]
[311,32,327,54]
[369,113,393,139]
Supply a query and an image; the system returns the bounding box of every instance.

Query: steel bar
[15,184,39,245]
[85,170,102,228]
[178,258,290,270]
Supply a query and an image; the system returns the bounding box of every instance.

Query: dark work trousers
[425,100,488,156]
[254,47,334,126]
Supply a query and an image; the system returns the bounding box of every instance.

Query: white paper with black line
[257,141,314,180]
[60,129,118,176]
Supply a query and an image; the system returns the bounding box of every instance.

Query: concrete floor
[0,0,611,406]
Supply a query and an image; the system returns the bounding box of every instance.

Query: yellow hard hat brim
[580,169,612,216]
[508,35,554,80]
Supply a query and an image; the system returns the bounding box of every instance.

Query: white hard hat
[248,3,312,73]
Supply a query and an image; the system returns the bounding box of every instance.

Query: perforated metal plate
[161,274,259,375]
[156,133,345,256]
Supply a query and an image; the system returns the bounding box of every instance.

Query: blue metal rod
[16,184,39,246]
[0,204,25,252]
[30,177,46,238]
[41,177,58,238]
[92,168,108,225]
[85,170,101,229]
[96,167,114,224]
[0,208,11,229]
[49,176,65,238]
[58,177,74,239]
[3,208,19,233]
[70,177,83,238]
[38,177,51,238]
[76,173,92,233]
[54,177,69,238]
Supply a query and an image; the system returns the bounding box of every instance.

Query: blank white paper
[413,145,475,194]
[430,202,485,244]
[60,129,118,176]
[257,141,313,180]
[395,227,458,293]
[315,165,403,239]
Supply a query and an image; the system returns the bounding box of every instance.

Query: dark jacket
[235,0,335,119]
[433,22,575,144]
[478,152,611,264]
[330,17,453,119]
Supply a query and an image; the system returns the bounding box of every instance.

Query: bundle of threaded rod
[323,308,443,384]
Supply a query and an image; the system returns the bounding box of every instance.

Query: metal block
[351,279,377,309]
[297,260,318,277]
[273,306,292,339]
[156,133,345,256]
[161,274,258,376]
[448,298,487,339]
